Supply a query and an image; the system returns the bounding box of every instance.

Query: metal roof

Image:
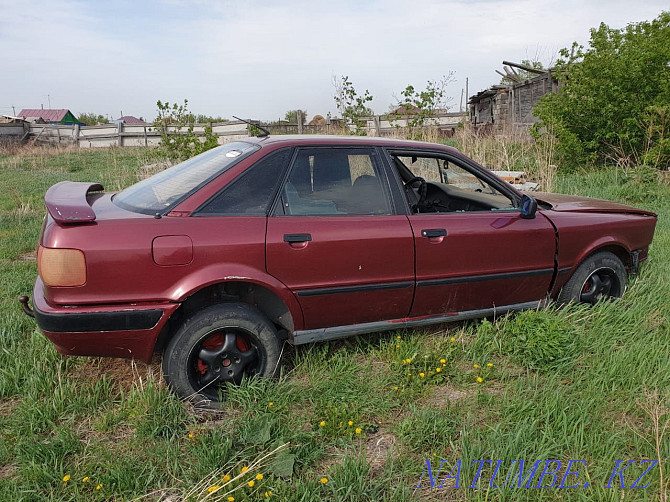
[17,109,71,122]
[116,115,147,125]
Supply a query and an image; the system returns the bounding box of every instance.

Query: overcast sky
[1,0,666,122]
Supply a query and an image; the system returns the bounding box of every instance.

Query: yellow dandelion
[95,484,103,490]
[241,466,249,473]
[319,420,326,427]
[82,476,89,483]
[419,372,425,378]
[222,474,231,482]
[320,477,329,484]
[348,420,353,426]
[268,402,274,407]
[440,358,446,364]
[188,432,194,438]
[436,367,442,373]
[394,386,399,391]
[395,344,400,349]
[477,377,483,383]
[228,497,235,502]
[62,474,70,482]
[406,358,411,364]
[450,337,456,342]
[397,335,401,340]
[255,473,263,480]
[248,480,255,487]
[473,364,479,369]
[207,485,221,493]
[264,492,271,498]
[487,363,493,367]
[407,372,412,376]
[355,427,362,434]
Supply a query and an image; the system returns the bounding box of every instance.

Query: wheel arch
[154,277,302,355]
[552,240,632,297]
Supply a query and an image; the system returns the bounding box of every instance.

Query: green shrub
[534,11,670,170]
[154,99,219,161]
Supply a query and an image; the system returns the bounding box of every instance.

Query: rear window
[113,142,259,214]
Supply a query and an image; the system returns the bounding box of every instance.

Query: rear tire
[558,251,627,305]
[162,303,280,405]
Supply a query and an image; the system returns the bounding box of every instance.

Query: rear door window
[196,148,292,215]
[276,148,391,216]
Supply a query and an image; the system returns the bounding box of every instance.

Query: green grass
[0,147,668,501]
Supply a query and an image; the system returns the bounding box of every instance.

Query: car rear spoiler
[45,181,104,224]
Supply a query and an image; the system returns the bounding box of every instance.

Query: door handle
[283,233,312,243]
[421,229,447,238]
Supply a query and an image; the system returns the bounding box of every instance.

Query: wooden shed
[469,61,559,130]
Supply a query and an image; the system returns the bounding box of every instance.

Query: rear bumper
[27,278,179,363]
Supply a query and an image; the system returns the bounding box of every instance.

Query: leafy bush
[391,74,455,139]
[476,311,575,371]
[333,75,373,136]
[534,11,670,170]
[154,99,219,161]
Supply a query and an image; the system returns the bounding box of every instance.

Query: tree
[534,11,670,169]
[392,74,455,139]
[78,112,109,125]
[154,99,219,161]
[284,110,308,125]
[333,75,374,135]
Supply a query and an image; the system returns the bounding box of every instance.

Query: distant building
[468,61,559,131]
[112,115,147,125]
[17,109,78,125]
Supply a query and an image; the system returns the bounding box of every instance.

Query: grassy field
[0,146,668,501]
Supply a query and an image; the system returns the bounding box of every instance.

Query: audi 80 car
[21,135,657,403]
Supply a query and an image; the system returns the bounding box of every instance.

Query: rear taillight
[37,246,86,287]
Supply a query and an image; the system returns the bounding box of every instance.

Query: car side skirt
[291,300,541,345]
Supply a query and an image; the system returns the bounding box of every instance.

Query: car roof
[243,134,462,154]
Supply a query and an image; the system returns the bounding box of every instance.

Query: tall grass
[452,124,558,191]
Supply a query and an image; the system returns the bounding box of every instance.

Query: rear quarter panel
[40,211,303,328]
[545,210,658,294]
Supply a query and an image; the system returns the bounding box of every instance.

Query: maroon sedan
[22,135,657,403]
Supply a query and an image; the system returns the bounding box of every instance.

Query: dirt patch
[0,465,16,479]
[0,397,20,417]
[68,358,152,393]
[314,445,346,473]
[365,431,397,469]
[74,416,135,446]
[647,311,666,331]
[423,385,472,407]
[16,251,36,262]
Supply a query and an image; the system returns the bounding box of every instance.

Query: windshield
[113,142,259,214]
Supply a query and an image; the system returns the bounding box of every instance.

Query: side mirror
[520,194,538,219]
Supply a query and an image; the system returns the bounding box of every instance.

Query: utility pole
[11,105,16,116]
[465,77,469,121]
